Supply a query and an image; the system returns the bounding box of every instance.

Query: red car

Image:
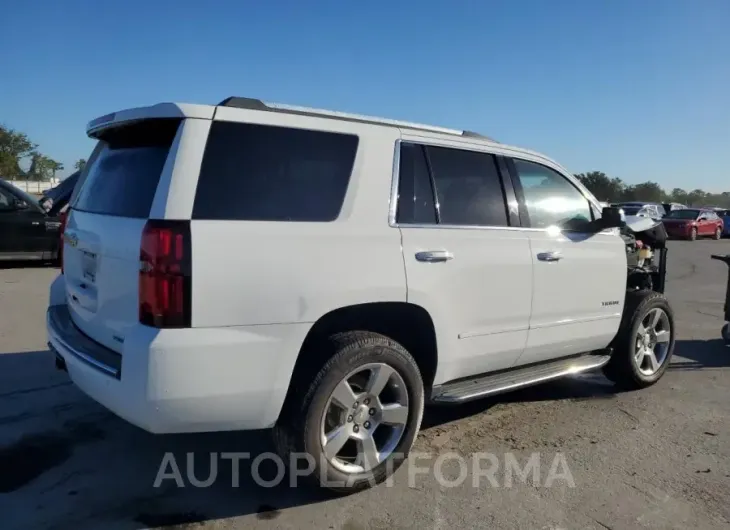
[662,208,723,241]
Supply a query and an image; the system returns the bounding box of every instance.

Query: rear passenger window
[73,119,180,218]
[426,146,508,226]
[396,143,436,224]
[193,122,358,221]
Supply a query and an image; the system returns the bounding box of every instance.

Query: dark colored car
[661,208,723,241]
[0,178,68,261]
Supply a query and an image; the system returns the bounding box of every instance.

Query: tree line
[0,125,85,182]
[575,171,730,209]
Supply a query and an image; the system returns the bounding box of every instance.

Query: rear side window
[73,119,180,218]
[192,122,358,221]
[426,145,508,226]
[396,143,437,224]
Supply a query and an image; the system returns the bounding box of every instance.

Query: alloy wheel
[320,363,409,474]
[634,308,671,376]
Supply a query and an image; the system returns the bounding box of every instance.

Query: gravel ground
[0,239,728,530]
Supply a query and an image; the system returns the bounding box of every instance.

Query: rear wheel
[689,227,697,241]
[274,331,424,493]
[603,290,675,389]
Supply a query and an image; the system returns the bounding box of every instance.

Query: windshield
[44,172,79,202]
[7,184,42,207]
[621,206,642,215]
[665,209,700,220]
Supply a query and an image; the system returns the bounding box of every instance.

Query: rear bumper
[47,296,309,434]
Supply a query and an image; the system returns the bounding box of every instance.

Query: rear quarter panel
[189,118,406,328]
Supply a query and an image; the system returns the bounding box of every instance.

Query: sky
[1,0,729,190]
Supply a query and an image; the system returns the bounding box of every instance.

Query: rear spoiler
[86,103,215,138]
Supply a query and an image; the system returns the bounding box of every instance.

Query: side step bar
[431,352,612,404]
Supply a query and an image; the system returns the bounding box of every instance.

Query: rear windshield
[665,209,700,219]
[192,121,358,222]
[72,119,180,218]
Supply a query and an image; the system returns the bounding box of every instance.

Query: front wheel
[274,331,425,493]
[715,226,722,240]
[603,290,675,389]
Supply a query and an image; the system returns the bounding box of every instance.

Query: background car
[614,202,666,220]
[661,208,723,241]
[0,177,64,261]
[716,209,730,237]
[662,202,686,213]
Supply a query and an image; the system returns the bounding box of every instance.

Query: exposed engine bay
[621,216,668,293]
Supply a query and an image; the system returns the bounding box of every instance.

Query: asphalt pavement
[0,239,728,530]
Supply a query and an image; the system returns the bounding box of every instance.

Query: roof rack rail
[217,97,497,142]
[461,130,497,142]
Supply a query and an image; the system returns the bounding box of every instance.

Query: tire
[603,290,675,390]
[689,227,697,241]
[273,331,425,493]
[722,323,730,345]
[715,226,722,240]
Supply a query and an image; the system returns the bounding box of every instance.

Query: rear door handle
[537,251,562,262]
[416,250,454,263]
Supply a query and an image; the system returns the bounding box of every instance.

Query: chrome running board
[431,352,611,404]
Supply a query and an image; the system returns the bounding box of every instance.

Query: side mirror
[598,206,624,229]
[14,198,29,210]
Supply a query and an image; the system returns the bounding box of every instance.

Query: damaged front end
[621,216,668,293]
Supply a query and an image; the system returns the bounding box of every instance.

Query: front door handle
[416,250,454,263]
[537,251,562,262]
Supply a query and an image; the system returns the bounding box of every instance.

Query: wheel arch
[279,301,438,419]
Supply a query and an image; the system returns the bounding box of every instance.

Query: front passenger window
[512,159,592,230]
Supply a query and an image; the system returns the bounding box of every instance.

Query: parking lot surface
[1,240,729,530]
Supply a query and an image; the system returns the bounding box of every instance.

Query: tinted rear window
[72,119,180,218]
[192,121,358,221]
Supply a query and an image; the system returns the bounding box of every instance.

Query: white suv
[47,97,675,491]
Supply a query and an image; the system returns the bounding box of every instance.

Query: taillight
[59,210,68,274]
[138,220,191,328]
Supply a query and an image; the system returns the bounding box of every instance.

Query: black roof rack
[216,96,497,142]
